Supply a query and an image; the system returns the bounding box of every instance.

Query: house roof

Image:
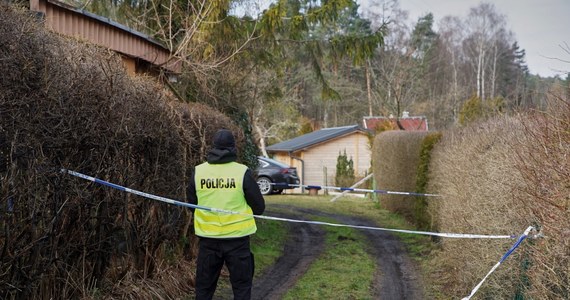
[46,0,167,49]
[266,125,367,153]
[363,116,428,131]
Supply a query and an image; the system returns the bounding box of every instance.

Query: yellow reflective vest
[193,162,257,238]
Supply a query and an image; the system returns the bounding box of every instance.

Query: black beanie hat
[212,129,236,149]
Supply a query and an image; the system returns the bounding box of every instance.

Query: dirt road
[251,205,423,300]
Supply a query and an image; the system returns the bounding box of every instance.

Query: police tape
[272,183,440,197]
[462,226,534,300]
[63,169,523,240]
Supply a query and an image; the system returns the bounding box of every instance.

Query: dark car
[256,156,300,195]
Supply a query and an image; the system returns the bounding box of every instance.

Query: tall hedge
[0,5,244,299]
[372,130,428,221]
[425,106,569,299]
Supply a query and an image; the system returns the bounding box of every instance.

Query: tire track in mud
[252,204,423,300]
[252,210,326,300]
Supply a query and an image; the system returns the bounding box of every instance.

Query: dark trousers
[195,236,255,300]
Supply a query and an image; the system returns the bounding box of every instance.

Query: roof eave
[267,128,369,153]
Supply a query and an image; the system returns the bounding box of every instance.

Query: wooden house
[29,0,179,78]
[266,125,372,194]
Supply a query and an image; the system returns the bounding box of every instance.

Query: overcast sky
[358,0,570,78]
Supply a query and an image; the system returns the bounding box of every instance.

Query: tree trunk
[452,49,459,122]
[477,43,483,99]
[366,61,373,116]
[490,43,497,100]
[254,123,268,157]
[481,53,486,101]
[323,105,328,128]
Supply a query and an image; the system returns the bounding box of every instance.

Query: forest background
[57,0,569,153]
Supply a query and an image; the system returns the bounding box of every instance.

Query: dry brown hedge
[509,91,569,299]
[425,117,531,298]
[424,92,569,299]
[371,90,568,299]
[0,5,243,299]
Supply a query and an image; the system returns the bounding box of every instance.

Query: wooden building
[29,0,179,77]
[266,125,372,194]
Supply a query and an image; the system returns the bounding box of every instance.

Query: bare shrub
[510,85,569,299]
[0,5,242,299]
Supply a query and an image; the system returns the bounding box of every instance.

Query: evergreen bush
[335,150,355,188]
[414,132,442,231]
[459,95,506,125]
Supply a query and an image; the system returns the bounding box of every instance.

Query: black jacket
[187,147,265,215]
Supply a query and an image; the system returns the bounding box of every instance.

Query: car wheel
[257,176,273,195]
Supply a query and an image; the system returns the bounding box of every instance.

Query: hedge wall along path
[0,5,242,299]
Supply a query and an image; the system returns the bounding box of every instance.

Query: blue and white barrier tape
[272,183,440,197]
[462,226,534,300]
[63,169,518,239]
[64,169,229,214]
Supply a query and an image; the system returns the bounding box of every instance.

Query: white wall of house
[271,132,371,194]
[303,132,371,187]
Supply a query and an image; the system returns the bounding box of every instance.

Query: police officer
[187,129,265,300]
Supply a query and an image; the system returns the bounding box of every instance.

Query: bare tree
[464,2,507,101]
[438,16,465,123]
[364,0,416,119]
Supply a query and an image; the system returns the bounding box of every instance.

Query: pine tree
[335,150,355,187]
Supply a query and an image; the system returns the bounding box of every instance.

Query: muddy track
[252,205,424,299]
[252,210,326,300]
[217,204,423,299]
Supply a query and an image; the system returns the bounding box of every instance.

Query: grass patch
[284,216,375,299]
